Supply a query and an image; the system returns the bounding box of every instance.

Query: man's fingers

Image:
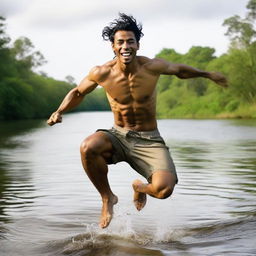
[211,72,228,88]
[46,114,62,126]
[47,119,54,126]
[217,79,228,88]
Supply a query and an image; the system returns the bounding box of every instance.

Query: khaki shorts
[97,125,178,183]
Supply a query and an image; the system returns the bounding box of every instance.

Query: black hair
[102,13,144,43]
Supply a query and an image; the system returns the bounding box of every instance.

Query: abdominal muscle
[104,66,159,131]
[109,98,157,131]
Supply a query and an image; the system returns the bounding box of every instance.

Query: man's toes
[100,215,111,228]
[135,201,143,211]
[100,219,107,228]
[133,192,147,211]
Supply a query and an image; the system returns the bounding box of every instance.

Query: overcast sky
[0,0,248,83]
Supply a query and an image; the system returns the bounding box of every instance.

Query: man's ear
[137,42,140,50]
[112,43,116,55]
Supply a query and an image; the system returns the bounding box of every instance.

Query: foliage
[1,1,256,121]
[223,0,256,48]
[11,36,47,71]
[0,16,109,121]
[156,0,256,119]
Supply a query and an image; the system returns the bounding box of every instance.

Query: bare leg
[132,171,176,210]
[80,132,117,228]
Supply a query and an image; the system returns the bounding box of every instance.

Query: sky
[0,0,249,83]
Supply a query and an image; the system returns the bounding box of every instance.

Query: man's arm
[153,58,228,87]
[47,72,98,126]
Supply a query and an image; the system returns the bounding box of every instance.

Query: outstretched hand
[47,112,62,126]
[209,72,228,88]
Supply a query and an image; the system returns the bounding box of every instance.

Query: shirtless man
[47,13,227,228]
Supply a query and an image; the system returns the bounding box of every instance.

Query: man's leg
[132,171,176,211]
[80,131,117,228]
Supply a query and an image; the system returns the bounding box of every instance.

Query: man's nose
[122,42,129,49]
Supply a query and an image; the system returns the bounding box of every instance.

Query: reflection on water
[0,120,44,223]
[0,112,256,255]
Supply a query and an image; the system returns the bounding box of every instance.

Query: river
[0,112,256,256]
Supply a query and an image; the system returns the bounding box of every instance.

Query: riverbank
[216,103,256,119]
[157,100,256,119]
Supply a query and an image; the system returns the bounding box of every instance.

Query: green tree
[184,46,216,68]
[11,36,47,72]
[223,0,256,103]
[223,0,256,48]
[155,48,183,93]
[0,16,10,48]
[0,16,16,78]
[0,17,110,120]
[184,46,216,96]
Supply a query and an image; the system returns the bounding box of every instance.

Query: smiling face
[112,30,140,64]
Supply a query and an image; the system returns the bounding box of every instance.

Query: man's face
[112,30,140,64]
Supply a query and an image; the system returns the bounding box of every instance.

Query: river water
[0,112,255,256]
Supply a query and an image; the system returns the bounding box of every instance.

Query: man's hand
[47,112,62,126]
[209,72,228,88]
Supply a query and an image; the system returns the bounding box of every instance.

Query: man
[47,13,227,228]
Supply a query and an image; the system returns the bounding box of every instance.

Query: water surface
[0,112,256,255]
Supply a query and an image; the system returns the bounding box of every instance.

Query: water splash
[47,206,161,255]
[49,223,163,256]
[154,225,188,244]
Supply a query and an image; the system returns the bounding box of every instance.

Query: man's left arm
[155,59,228,88]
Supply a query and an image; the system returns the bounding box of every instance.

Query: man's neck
[116,57,139,75]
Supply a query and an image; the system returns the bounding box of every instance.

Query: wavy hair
[102,13,143,43]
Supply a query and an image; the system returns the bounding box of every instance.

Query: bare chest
[101,71,159,104]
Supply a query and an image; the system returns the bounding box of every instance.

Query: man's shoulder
[137,56,151,63]
[138,56,169,74]
[89,60,115,82]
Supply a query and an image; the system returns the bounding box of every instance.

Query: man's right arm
[47,70,98,126]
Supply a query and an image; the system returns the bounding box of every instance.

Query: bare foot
[132,179,147,211]
[100,195,118,228]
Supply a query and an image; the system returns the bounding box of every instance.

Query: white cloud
[2,0,248,28]
[0,0,29,17]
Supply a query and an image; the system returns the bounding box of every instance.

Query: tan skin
[47,30,227,228]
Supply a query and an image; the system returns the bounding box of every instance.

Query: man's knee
[150,171,176,199]
[80,132,112,159]
[80,136,100,158]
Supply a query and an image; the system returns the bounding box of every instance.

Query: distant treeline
[0,16,110,120]
[156,0,256,119]
[0,0,255,120]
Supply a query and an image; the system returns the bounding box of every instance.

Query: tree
[223,0,256,48]
[65,75,76,85]
[0,17,18,78]
[156,48,183,63]
[247,0,256,21]
[0,16,10,48]
[184,46,216,68]
[0,17,110,120]
[223,0,256,103]
[11,36,47,71]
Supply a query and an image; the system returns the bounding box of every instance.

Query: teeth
[122,53,131,56]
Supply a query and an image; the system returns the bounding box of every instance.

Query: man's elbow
[71,87,85,98]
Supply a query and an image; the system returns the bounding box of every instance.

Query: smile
[121,52,132,56]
